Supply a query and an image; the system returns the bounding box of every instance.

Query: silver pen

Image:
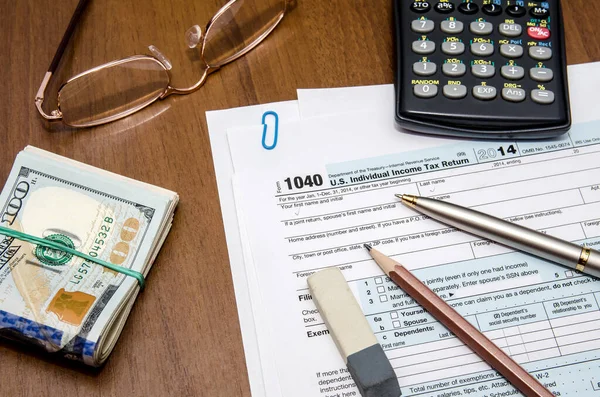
[398,194,600,279]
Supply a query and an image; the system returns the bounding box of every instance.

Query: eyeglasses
[35,0,290,128]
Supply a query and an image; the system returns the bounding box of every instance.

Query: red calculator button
[528,26,551,40]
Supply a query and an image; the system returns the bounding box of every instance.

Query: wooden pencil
[364,244,553,397]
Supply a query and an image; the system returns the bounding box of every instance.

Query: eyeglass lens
[202,0,286,67]
[58,57,170,127]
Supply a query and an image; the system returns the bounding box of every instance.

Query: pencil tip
[364,244,372,251]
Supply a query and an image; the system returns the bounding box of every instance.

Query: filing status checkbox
[375,277,383,284]
[377,286,385,293]
[379,295,388,302]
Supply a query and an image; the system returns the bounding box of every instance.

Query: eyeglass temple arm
[35,0,91,120]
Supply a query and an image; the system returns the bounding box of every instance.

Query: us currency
[0,146,178,366]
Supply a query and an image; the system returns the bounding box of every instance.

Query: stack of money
[0,146,178,366]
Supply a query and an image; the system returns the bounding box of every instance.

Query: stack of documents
[207,62,600,397]
[0,146,178,366]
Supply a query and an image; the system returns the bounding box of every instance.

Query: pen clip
[261,111,279,150]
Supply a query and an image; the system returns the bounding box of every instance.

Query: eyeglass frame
[35,0,290,127]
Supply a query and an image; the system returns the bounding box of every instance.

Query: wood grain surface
[1,1,599,396]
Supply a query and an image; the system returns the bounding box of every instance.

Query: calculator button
[443,85,467,99]
[506,5,526,17]
[471,42,494,57]
[410,1,431,13]
[413,62,437,76]
[527,26,551,40]
[531,89,555,104]
[498,23,522,37]
[530,7,549,18]
[473,85,497,100]
[414,84,438,98]
[501,65,525,80]
[442,41,465,55]
[434,2,455,13]
[471,64,495,78]
[500,44,523,58]
[530,67,553,82]
[470,21,493,35]
[457,2,478,14]
[441,20,464,34]
[529,46,552,60]
[412,40,436,54]
[443,63,466,77]
[482,4,502,16]
[411,19,435,33]
[502,88,526,102]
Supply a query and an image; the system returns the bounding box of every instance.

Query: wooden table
[1,1,599,396]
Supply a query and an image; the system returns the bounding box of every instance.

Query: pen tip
[364,244,372,251]
[398,194,418,207]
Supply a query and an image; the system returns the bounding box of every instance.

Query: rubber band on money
[0,226,145,289]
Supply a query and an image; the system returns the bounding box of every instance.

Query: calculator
[394,0,571,139]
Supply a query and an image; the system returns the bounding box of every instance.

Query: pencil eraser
[308,267,401,397]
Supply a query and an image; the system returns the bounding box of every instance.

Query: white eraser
[307,267,378,360]
[308,268,401,397]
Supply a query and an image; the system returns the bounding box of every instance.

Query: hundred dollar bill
[0,146,178,366]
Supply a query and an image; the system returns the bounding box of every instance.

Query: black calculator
[394,0,571,139]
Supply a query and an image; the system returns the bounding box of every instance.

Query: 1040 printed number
[283,174,323,190]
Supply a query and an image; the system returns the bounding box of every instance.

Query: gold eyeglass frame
[35,0,290,128]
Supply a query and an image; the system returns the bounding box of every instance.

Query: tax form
[226,64,600,397]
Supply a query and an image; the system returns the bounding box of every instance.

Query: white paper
[225,63,600,396]
[297,84,394,119]
[206,101,300,396]
[234,128,600,397]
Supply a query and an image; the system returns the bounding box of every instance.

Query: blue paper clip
[261,111,279,150]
